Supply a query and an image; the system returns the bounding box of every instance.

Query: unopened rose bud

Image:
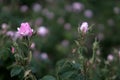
[79,22,88,34]
[11,47,15,54]
[1,23,9,30]
[40,53,48,60]
[37,26,48,37]
[30,42,35,49]
[72,2,84,12]
[107,54,114,62]
[84,9,93,18]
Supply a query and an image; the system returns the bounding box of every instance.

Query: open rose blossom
[17,22,33,36]
[80,22,88,33]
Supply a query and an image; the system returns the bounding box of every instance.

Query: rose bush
[0,0,120,80]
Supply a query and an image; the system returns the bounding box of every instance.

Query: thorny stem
[13,36,37,80]
[24,37,37,80]
[91,39,99,63]
[91,48,96,63]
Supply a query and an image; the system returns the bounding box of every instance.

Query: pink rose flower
[40,52,48,60]
[72,2,84,12]
[84,9,93,18]
[11,46,15,54]
[107,54,114,62]
[17,22,33,36]
[30,42,35,49]
[80,22,88,33]
[37,26,48,37]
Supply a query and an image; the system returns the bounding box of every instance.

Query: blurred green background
[0,0,120,80]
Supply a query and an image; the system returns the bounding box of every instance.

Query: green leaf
[56,59,67,67]
[74,40,80,46]
[72,62,81,70]
[61,71,75,79]
[41,75,56,80]
[56,59,85,80]
[0,48,10,61]
[11,66,23,77]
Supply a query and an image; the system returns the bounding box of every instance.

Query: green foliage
[40,75,56,80]
[0,0,120,80]
[11,66,23,77]
[56,59,85,80]
[0,49,10,61]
